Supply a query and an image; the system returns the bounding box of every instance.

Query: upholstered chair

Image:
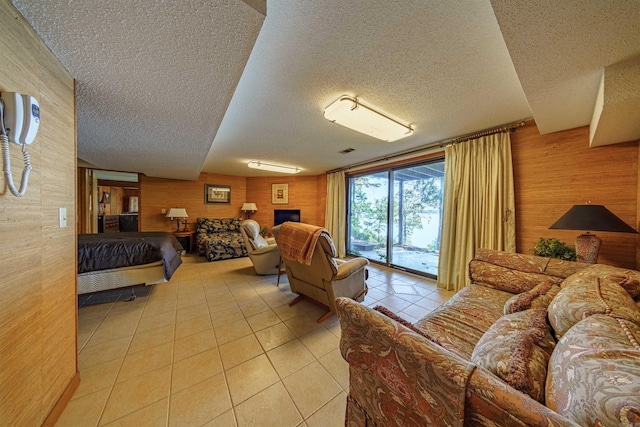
[240,219,281,275]
[272,223,369,322]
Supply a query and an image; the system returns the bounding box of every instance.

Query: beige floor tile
[210,306,245,328]
[299,328,339,359]
[214,318,253,345]
[173,328,218,362]
[267,339,315,379]
[219,334,264,370]
[172,348,223,393]
[284,314,324,338]
[116,342,173,383]
[255,322,296,351]
[376,295,413,312]
[56,387,111,427]
[73,358,122,400]
[238,299,271,317]
[305,392,347,427]
[282,361,342,419]
[175,314,213,340]
[234,382,302,427]
[128,323,175,354]
[67,257,442,427]
[136,311,176,333]
[246,309,282,332]
[225,354,280,405]
[202,409,237,426]
[176,301,209,321]
[79,336,132,370]
[169,373,232,427]
[318,349,349,389]
[101,398,168,427]
[400,303,433,320]
[101,365,171,425]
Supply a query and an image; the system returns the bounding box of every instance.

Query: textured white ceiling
[11,1,640,179]
[490,0,640,137]
[12,0,264,180]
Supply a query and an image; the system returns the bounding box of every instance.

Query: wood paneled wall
[512,120,638,268]
[140,172,247,231]
[139,172,327,233]
[0,1,78,424]
[246,175,326,229]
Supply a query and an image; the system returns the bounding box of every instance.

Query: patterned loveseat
[337,249,640,427]
[196,217,248,261]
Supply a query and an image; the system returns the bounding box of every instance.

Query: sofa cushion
[471,308,555,403]
[504,279,561,314]
[414,284,513,360]
[548,275,640,340]
[566,263,640,299]
[546,314,640,426]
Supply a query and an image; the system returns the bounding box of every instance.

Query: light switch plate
[59,207,67,228]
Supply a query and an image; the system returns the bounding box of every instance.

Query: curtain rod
[326,120,527,174]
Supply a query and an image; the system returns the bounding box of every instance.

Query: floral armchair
[196,218,248,261]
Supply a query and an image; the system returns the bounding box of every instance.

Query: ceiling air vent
[339,148,355,154]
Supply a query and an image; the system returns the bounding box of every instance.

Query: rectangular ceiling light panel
[247,160,301,174]
[324,95,413,142]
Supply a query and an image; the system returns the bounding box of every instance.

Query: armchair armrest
[336,297,474,427]
[251,244,279,256]
[334,257,368,280]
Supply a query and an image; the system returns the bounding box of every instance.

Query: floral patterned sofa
[337,249,640,427]
[196,217,248,261]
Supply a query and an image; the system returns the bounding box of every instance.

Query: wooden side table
[173,231,195,253]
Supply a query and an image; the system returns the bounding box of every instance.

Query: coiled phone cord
[0,100,31,197]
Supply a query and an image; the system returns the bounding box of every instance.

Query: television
[274,209,301,226]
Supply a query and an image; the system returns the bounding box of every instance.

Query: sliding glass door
[347,159,444,277]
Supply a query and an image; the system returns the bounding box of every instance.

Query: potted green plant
[259,226,269,237]
[532,237,577,261]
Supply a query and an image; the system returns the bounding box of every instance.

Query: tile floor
[57,255,454,426]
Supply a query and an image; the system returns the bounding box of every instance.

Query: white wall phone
[0,91,39,197]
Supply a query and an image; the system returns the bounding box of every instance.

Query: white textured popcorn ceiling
[11,1,640,179]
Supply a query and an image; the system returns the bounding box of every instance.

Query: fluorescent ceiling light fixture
[324,95,413,142]
[248,160,301,174]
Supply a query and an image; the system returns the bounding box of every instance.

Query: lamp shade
[549,204,637,233]
[241,203,257,212]
[166,208,188,219]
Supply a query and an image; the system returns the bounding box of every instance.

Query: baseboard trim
[43,371,80,427]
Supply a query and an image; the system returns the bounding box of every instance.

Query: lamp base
[575,233,601,264]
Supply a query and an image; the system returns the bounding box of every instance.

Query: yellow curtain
[325,170,347,258]
[437,132,516,291]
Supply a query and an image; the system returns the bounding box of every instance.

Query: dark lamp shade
[549,205,637,234]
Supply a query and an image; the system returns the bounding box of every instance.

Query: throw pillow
[504,279,561,314]
[546,314,640,427]
[565,264,640,298]
[471,308,555,403]
[548,276,640,340]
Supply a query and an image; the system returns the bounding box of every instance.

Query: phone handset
[0,92,39,197]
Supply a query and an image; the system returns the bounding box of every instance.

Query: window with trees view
[347,159,444,277]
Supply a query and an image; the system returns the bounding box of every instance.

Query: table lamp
[549,204,637,263]
[166,208,188,232]
[241,203,257,219]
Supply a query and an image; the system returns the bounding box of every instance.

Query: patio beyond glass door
[390,163,444,276]
[348,172,389,264]
[347,159,444,278]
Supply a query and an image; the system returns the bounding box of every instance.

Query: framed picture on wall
[205,184,231,204]
[272,183,288,204]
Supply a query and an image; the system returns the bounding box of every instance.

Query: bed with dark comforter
[77,232,183,295]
